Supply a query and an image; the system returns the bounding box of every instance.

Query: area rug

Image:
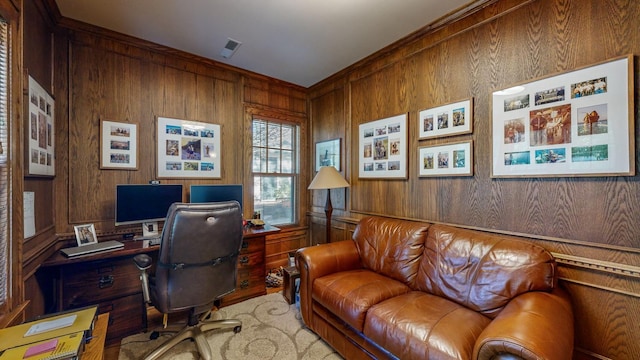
[118,293,342,360]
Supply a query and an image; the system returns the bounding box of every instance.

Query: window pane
[253,176,294,225]
[282,150,293,173]
[252,148,266,172]
[281,126,293,150]
[267,149,280,173]
[267,123,281,148]
[252,117,298,225]
[253,121,266,147]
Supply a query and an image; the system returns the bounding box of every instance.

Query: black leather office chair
[133,201,244,360]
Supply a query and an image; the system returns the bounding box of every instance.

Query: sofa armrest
[473,287,574,360]
[295,240,363,325]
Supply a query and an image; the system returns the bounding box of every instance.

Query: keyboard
[60,240,124,258]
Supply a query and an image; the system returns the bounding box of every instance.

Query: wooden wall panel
[309,0,640,358]
[62,36,252,233]
[23,0,55,243]
[325,0,640,248]
[310,87,347,215]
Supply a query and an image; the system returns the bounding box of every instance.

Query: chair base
[143,318,242,360]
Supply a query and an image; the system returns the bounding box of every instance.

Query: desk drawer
[237,250,264,269]
[240,237,264,254]
[97,293,145,343]
[62,257,141,308]
[221,267,265,306]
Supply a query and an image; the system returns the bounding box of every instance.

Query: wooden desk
[221,225,280,306]
[42,241,156,344]
[84,312,109,360]
[41,225,280,342]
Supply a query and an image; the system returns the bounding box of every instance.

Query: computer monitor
[189,184,243,210]
[115,184,183,237]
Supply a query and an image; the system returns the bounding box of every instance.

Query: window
[0,18,9,307]
[252,118,299,225]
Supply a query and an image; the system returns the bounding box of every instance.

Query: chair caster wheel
[150,331,160,340]
[233,326,242,333]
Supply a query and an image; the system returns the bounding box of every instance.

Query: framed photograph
[315,138,341,171]
[358,113,408,179]
[418,98,473,139]
[156,116,221,179]
[418,140,473,177]
[27,76,55,177]
[491,55,634,178]
[74,224,98,247]
[100,120,138,169]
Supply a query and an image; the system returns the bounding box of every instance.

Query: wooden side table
[282,266,300,304]
[84,312,109,360]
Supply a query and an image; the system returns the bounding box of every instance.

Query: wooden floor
[104,286,283,360]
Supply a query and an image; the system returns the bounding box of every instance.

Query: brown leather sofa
[296,216,574,360]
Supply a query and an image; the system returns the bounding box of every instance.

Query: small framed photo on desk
[74,224,98,246]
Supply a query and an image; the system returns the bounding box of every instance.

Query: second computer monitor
[189,184,243,209]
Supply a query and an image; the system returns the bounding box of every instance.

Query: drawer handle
[241,241,249,249]
[98,275,114,289]
[239,256,249,265]
[240,280,249,289]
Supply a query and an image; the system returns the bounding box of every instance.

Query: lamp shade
[308,166,350,190]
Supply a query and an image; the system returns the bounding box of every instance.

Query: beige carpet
[118,293,342,360]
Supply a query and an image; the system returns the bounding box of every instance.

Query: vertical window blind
[0,19,9,306]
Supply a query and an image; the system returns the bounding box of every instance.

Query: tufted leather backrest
[414,224,557,318]
[353,216,430,285]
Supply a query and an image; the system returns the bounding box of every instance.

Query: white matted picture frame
[491,55,634,178]
[418,98,473,140]
[27,76,55,177]
[418,140,473,177]
[358,113,408,179]
[74,224,98,247]
[100,120,138,169]
[315,138,341,171]
[156,116,221,179]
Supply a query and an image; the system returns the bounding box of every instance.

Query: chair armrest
[133,254,153,303]
[473,287,574,360]
[133,254,153,270]
[295,240,363,325]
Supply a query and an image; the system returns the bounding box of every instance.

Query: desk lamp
[308,166,350,243]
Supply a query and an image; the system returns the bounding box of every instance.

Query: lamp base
[324,189,333,244]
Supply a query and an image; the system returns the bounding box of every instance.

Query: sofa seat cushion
[364,291,491,360]
[313,269,411,331]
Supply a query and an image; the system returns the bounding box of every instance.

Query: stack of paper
[0,306,97,360]
[0,332,84,359]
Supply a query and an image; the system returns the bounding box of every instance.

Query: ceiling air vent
[221,38,242,59]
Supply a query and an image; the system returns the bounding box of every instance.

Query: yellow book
[0,331,84,360]
[0,306,96,352]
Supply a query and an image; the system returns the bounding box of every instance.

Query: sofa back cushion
[414,224,556,318]
[353,216,430,285]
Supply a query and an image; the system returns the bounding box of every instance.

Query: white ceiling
[54,0,477,88]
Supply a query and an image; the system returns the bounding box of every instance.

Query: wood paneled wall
[53,23,308,235]
[309,0,640,358]
[19,0,311,318]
